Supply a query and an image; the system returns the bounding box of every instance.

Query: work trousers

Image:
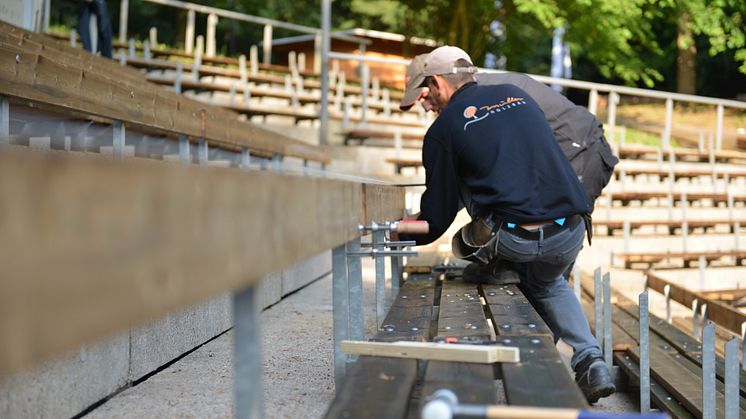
[78,0,113,58]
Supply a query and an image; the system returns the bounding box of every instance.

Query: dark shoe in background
[461,259,520,285]
[575,356,616,403]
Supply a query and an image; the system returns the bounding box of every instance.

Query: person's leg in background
[92,0,113,58]
[77,2,93,53]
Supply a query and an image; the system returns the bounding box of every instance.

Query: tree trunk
[676,11,697,94]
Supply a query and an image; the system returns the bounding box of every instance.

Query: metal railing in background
[118,0,369,66]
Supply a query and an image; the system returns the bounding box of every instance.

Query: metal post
[623,220,630,253]
[742,323,746,371]
[319,0,330,145]
[639,290,650,413]
[382,88,391,117]
[390,252,402,300]
[240,148,250,170]
[178,135,190,164]
[149,27,157,47]
[112,120,125,159]
[360,63,369,124]
[288,51,298,79]
[143,40,151,61]
[374,228,386,327]
[607,92,618,144]
[335,72,345,111]
[664,284,672,324]
[185,10,195,55]
[331,244,349,387]
[43,0,50,32]
[394,131,402,158]
[724,336,739,419]
[699,255,706,290]
[573,263,581,300]
[262,24,273,65]
[716,104,724,151]
[118,0,129,44]
[229,83,236,107]
[249,45,259,75]
[728,188,735,221]
[662,98,673,149]
[197,139,208,165]
[346,238,364,342]
[692,298,700,339]
[371,77,380,102]
[587,89,598,115]
[313,33,322,74]
[702,321,716,419]
[206,13,218,58]
[128,38,135,58]
[239,55,249,103]
[233,285,263,419]
[271,154,282,172]
[174,62,183,93]
[603,272,612,369]
[594,267,602,342]
[0,95,8,144]
[70,28,77,48]
[298,52,306,72]
[735,221,741,250]
[193,36,203,83]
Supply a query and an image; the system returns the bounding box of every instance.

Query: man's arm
[399,136,461,245]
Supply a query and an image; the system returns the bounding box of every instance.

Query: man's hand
[391,211,421,241]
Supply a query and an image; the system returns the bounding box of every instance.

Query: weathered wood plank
[323,356,417,419]
[436,280,492,341]
[0,27,330,163]
[614,352,695,419]
[360,184,406,225]
[628,346,746,418]
[484,284,553,337]
[325,276,436,419]
[0,147,361,376]
[499,335,588,408]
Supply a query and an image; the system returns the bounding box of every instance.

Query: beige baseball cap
[399,54,428,111]
[422,45,477,77]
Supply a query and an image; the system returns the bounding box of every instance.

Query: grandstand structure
[1,1,746,418]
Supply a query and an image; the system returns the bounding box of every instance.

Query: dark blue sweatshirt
[404,82,590,245]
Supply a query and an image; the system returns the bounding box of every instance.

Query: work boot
[461,259,520,285]
[575,356,616,403]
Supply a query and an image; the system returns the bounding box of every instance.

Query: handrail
[140,0,369,45]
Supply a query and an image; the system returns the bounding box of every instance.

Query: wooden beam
[646,272,746,335]
[360,183,406,225]
[0,147,364,376]
[0,25,330,164]
[340,341,519,364]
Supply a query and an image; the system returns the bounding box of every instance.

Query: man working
[397,46,615,404]
[400,54,618,210]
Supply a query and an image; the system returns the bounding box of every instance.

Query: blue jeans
[78,0,113,58]
[496,217,602,370]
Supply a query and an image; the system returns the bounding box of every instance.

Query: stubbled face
[417,86,441,113]
[425,76,451,111]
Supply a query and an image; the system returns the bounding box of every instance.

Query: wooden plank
[628,346,746,418]
[646,272,746,335]
[418,361,499,415]
[436,280,492,341]
[614,296,746,398]
[325,276,435,419]
[484,284,553,337]
[417,277,499,417]
[0,147,361,376]
[340,341,519,363]
[0,28,330,164]
[360,183,406,225]
[614,352,695,419]
[323,356,417,419]
[499,335,588,408]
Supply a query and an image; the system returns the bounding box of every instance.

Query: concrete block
[282,250,331,296]
[0,333,129,419]
[258,270,282,309]
[128,293,231,381]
